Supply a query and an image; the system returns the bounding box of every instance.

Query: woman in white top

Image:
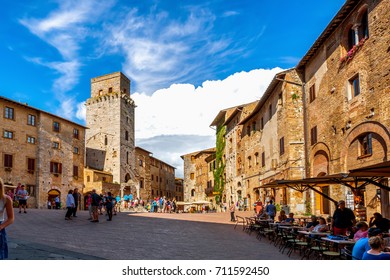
[0,178,15,259]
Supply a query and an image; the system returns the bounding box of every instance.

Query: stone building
[0,96,85,209]
[181,148,214,204]
[135,146,176,200]
[175,178,184,202]
[239,69,305,213]
[210,102,258,210]
[205,152,216,205]
[296,0,390,218]
[85,72,137,197]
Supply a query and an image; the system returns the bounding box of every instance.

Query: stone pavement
[5,209,300,260]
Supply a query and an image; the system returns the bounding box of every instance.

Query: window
[125,131,129,141]
[280,137,285,155]
[27,158,35,172]
[349,74,360,98]
[156,176,159,182]
[104,135,108,145]
[87,175,90,182]
[99,89,103,96]
[359,11,369,39]
[140,180,144,189]
[246,125,250,136]
[268,104,272,119]
[4,107,14,120]
[127,152,129,164]
[309,84,316,103]
[28,114,36,126]
[4,154,13,168]
[190,173,195,180]
[73,165,79,178]
[247,156,252,168]
[102,177,106,182]
[252,121,256,132]
[108,87,113,93]
[311,126,318,145]
[53,121,60,132]
[278,92,283,106]
[260,117,264,130]
[348,27,356,51]
[151,175,154,181]
[27,136,36,144]
[52,142,60,149]
[359,133,372,157]
[255,152,259,165]
[123,88,127,93]
[261,152,265,167]
[73,147,79,154]
[191,189,195,197]
[139,159,143,166]
[3,130,13,139]
[73,128,79,139]
[50,162,62,174]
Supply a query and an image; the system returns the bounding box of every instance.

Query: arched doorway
[48,189,60,209]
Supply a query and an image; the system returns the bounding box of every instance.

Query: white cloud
[132,67,283,139]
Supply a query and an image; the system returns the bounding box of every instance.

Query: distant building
[0,96,85,209]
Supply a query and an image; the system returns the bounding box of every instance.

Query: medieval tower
[85,72,136,186]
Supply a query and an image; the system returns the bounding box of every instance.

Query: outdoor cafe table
[321,237,356,245]
[298,230,329,236]
[278,225,305,230]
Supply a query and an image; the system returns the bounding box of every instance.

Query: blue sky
[0,0,345,177]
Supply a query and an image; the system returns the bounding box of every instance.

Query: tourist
[305,215,319,229]
[277,209,287,222]
[86,193,92,220]
[55,196,60,209]
[353,221,369,241]
[65,189,75,220]
[72,188,80,217]
[229,202,236,222]
[265,200,276,221]
[362,236,390,260]
[285,212,295,223]
[352,228,382,260]
[331,200,355,235]
[16,185,28,214]
[105,192,114,221]
[369,212,390,233]
[90,189,102,223]
[0,178,15,259]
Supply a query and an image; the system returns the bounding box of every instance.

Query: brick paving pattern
[6,209,300,260]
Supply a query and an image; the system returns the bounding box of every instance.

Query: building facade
[0,96,85,209]
[297,0,390,218]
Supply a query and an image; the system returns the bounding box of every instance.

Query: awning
[254,161,390,206]
[192,200,211,205]
[349,161,390,177]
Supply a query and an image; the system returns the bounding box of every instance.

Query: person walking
[229,202,236,222]
[90,189,102,223]
[72,188,80,217]
[65,190,75,220]
[0,178,15,259]
[105,192,114,221]
[16,185,28,213]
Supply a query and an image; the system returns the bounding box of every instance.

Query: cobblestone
[6,209,299,260]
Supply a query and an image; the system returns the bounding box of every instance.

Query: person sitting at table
[352,228,382,260]
[369,212,390,233]
[310,217,328,233]
[353,221,369,241]
[362,236,390,260]
[305,215,319,229]
[257,211,269,220]
[285,212,295,224]
[277,210,287,222]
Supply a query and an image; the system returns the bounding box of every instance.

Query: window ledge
[357,154,372,160]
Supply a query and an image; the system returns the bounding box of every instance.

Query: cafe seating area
[234,216,361,260]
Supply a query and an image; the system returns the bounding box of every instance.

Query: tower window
[108,87,113,93]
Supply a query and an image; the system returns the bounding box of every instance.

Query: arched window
[191,189,195,197]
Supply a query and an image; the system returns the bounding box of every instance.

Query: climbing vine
[214,124,226,203]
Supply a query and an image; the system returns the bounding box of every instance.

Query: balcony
[205,187,214,196]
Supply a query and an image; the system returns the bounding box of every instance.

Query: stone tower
[85,72,136,185]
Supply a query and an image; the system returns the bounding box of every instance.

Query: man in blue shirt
[265,200,276,221]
